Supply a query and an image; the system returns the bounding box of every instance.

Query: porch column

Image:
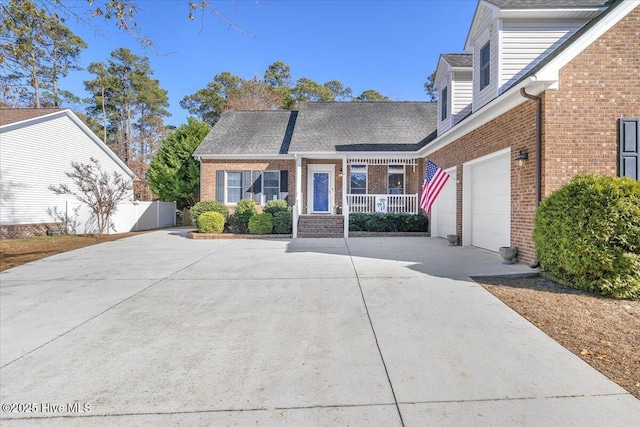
[293,154,302,238]
[342,156,348,238]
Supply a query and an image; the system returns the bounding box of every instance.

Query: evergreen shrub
[263,199,291,216]
[235,199,258,233]
[190,201,228,225]
[534,174,640,299]
[349,213,429,232]
[197,211,225,234]
[248,213,273,235]
[272,211,293,234]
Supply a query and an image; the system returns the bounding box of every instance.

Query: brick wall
[427,101,538,263]
[200,159,296,209]
[542,4,640,196]
[1,222,64,239]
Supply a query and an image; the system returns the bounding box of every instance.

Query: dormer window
[480,41,491,90]
[441,86,448,121]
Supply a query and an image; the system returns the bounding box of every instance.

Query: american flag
[420,160,450,213]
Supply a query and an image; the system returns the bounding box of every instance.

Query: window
[263,171,280,202]
[349,165,367,194]
[387,165,405,194]
[226,172,251,203]
[441,86,448,121]
[480,41,491,90]
[217,170,288,204]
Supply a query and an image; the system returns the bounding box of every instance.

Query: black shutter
[280,170,289,201]
[620,119,639,180]
[252,171,262,204]
[216,170,224,202]
[242,171,252,199]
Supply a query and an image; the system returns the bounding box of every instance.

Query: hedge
[534,174,640,299]
[263,199,291,216]
[349,213,429,232]
[272,211,293,234]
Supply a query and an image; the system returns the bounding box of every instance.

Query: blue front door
[312,172,330,212]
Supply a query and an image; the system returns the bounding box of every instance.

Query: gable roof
[441,54,473,68]
[1,108,135,178]
[289,102,438,153]
[193,110,296,157]
[0,108,63,126]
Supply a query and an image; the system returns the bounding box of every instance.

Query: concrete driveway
[1,230,638,426]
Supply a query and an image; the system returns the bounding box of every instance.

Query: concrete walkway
[1,229,638,426]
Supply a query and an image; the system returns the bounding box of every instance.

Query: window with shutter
[215,170,224,202]
[280,170,289,201]
[620,119,639,180]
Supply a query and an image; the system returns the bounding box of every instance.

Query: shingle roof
[289,102,438,153]
[442,54,473,68]
[485,0,611,8]
[0,108,64,126]
[193,110,296,156]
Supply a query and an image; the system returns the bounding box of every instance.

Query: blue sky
[61,0,477,126]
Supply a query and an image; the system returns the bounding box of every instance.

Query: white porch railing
[346,194,419,214]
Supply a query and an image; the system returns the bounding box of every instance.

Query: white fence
[346,194,419,214]
[58,201,176,235]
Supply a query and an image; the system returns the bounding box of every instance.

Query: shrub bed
[197,211,225,234]
[349,213,429,232]
[263,199,291,216]
[249,213,273,235]
[190,201,228,225]
[534,174,640,299]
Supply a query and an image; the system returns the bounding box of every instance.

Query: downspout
[520,88,542,269]
[520,88,542,206]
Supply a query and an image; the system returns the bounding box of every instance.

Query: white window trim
[441,86,448,121]
[387,164,406,195]
[480,41,491,91]
[261,170,280,205]
[349,164,368,194]
[225,171,244,205]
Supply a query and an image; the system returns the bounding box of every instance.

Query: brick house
[194,0,638,261]
[193,102,437,237]
[422,0,639,264]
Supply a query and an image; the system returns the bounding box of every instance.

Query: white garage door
[434,170,456,238]
[465,151,510,251]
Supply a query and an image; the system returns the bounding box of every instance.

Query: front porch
[292,155,423,238]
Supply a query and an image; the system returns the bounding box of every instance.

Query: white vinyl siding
[0,114,134,226]
[472,13,499,111]
[452,71,473,126]
[436,64,453,135]
[500,20,586,92]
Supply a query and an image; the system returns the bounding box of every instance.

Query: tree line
[1,0,434,205]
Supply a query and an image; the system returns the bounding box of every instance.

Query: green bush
[272,211,293,234]
[190,200,228,225]
[263,199,291,216]
[349,213,429,232]
[234,199,258,233]
[197,211,225,234]
[248,213,273,235]
[534,174,640,299]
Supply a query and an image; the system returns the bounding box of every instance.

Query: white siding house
[435,54,473,136]
[0,109,136,237]
[464,0,605,111]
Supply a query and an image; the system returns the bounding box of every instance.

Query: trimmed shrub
[349,213,429,232]
[534,174,640,299]
[263,199,291,216]
[249,213,273,235]
[197,211,225,234]
[272,211,293,234]
[190,201,229,225]
[234,199,257,233]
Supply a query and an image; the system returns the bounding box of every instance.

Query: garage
[432,167,457,238]
[463,149,510,251]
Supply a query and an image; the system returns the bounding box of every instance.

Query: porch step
[297,215,344,238]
